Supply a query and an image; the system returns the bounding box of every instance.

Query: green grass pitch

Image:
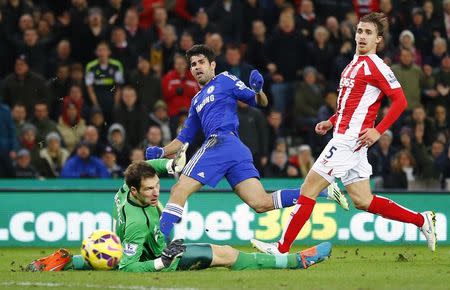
[1,245,449,290]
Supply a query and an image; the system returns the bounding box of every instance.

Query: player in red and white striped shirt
[252,12,437,254]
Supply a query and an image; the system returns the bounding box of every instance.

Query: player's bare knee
[352,197,371,210]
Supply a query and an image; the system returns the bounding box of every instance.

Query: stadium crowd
[0,0,449,190]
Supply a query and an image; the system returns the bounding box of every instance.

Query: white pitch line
[1,281,198,290]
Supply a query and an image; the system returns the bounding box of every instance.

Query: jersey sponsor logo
[339,77,355,89]
[195,95,215,113]
[206,85,215,94]
[197,172,205,178]
[124,243,138,256]
[235,80,246,90]
[223,71,238,81]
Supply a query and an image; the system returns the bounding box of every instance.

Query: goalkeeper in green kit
[28,144,332,272]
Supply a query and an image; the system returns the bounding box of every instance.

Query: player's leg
[160,174,202,240]
[345,179,436,251]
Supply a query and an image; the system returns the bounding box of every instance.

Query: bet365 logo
[340,77,355,88]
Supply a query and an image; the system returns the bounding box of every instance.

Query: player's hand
[358,128,381,147]
[145,146,164,160]
[161,239,186,267]
[315,120,333,135]
[249,69,264,93]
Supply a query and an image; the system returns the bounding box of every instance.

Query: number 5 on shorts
[325,146,337,159]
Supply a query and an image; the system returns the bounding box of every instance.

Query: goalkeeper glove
[145,146,164,160]
[154,239,186,270]
[249,69,264,93]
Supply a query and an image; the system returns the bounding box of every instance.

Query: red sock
[367,195,424,227]
[278,195,316,253]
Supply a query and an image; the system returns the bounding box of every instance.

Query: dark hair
[125,161,156,191]
[359,12,388,37]
[185,44,215,64]
[226,43,240,52]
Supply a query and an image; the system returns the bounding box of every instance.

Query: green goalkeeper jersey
[112,159,175,272]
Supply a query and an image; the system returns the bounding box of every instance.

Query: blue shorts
[182,133,260,188]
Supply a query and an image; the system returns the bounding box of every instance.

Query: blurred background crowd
[0,0,449,190]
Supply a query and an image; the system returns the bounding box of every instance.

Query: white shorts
[311,134,372,186]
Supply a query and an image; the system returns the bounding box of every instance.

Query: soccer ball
[81,230,123,270]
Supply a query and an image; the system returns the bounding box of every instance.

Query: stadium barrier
[0,179,448,247]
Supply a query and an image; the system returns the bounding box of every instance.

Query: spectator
[162,53,199,117]
[101,145,123,178]
[245,20,268,73]
[83,125,105,157]
[422,0,441,38]
[11,102,27,138]
[425,37,448,69]
[407,105,436,147]
[266,10,307,114]
[264,149,289,178]
[394,30,423,66]
[60,141,110,178]
[237,101,269,173]
[122,8,149,58]
[440,0,450,40]
[112,86,147,147]
[295,0,319,41]
[332,40,353,87]
[204,32,226,70]
[1,54,51,113]
[434,105,449,137]
[19,123,41,169]
[57,101,87,153]
[48,63,71,119]
[129,147,145,162]
[409,8,432,57]
[67,0,89,63]
[107,123,130,168]
[0,103,18,177]
[16,28,47,76]
[140,125,163,149]
[88,107,108,143]
[14,148,39,178]
[391,48,424,110]
[47,39,73,78]
[174,0,214,24]
[293,67,323,126]
[368,130,397,178]
[384,150,416,189]
[324,16,341,49]
[219,44,254,86]
[77,7,109,64]
[63,83,89,121]
[307,26,336,80]
[110,26,138,72]
[178,31,195,55]
[85,41,124,123]
[187,8,217,44]
[148,100,172,145]
[434,56,450,108]
[128,55,162,112]
[317,90,337,146]
[242,0,264,42]
[39,132,70,177]
[266,110,287,153]
[288,144,314,178]
[147,7,168,45]
[31,102,58,143]
[104,0,128,26]
[137,0,164,30]
[421,63,439,114]
[150,24,178,75]
[207,0,243,43]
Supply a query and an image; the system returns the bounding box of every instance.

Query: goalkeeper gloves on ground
[154,239,186,270]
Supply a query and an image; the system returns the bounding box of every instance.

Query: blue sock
[272,188,328,209]
[159,203,184,240]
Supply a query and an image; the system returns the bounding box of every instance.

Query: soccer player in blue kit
[146,45,349,240]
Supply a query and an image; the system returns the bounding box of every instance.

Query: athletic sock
[278,195,316,253]
[62,254,90,270]
[272,188,327,209]
[231,251,299,270]
[367,195,424,227]
[160,203,184,240]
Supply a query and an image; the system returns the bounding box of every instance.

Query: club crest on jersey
[206,85,215,94]
[196,95,215,113]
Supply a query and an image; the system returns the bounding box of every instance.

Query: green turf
[1,245,449,290]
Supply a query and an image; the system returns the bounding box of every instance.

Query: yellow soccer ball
[81,230,123,270]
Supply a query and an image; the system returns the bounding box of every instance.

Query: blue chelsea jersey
[177,71,257,143]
